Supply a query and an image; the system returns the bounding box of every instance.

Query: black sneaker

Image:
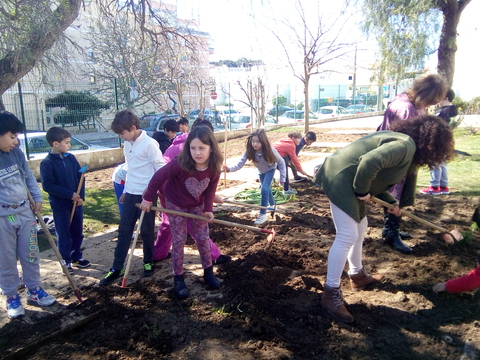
[99,268,125,286]
[144,262,154,277]
[212,254,232,265]
[72,259,91,268]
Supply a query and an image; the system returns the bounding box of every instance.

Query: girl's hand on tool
[139,201,152,212]
[222,165,229,172]
[357,194,371,201]
[203,212,214,222]
[387,203,401,217]
[76,198,83,206]
[72,192,81,201]
[213,194,223,203]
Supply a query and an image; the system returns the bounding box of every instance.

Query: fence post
[17,82,30,159]
[114,79,121,147]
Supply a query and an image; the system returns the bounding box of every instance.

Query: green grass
[416,128,480,196]
[38,188,119,251]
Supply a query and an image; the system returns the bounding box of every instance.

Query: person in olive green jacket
[314,115,454,323]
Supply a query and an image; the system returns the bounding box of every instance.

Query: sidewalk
[0,129,366,325]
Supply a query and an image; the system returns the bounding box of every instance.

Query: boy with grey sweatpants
[0,111,56,319]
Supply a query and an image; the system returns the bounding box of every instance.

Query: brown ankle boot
[321,285,354,323]
[349,268,383,291]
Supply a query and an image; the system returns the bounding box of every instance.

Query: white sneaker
[26,286,56,307]
[6,294,25,318]
[283,189,297,195]
[254,213,268,225]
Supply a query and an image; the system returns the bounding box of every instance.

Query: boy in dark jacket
[40,127,90,275]
[153,119,180,154]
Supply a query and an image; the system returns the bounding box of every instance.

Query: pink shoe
[420,186,440,195]
[440,186,450,195]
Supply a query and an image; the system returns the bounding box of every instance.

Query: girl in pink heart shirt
[141,126,223,298]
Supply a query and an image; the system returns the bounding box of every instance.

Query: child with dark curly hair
[314,115,454,323]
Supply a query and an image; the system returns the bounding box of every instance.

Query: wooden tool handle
[137,204,273,235]
[371,196,448,233]
[27,190,81,294]
[223,199,269,210]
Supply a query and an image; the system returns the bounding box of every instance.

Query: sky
[175,0,480,100]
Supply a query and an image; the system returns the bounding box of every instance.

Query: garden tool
[121,211,145,288]
[136,204,276,247]
[371,196,463,244]
[221,198,277,218]
[70,165,89,224]
[27,190,86,305]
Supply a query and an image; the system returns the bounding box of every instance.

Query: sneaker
[26,286,56,307]
[144,262,154,277]
[420,186,441,195]
[72,259,91,268]
[6,294,25,319]
[99,268,125,286]
[440,186,450,195]
[254,213,268,225]
[62,263,74,276]
[283,189,297,196]
[293,176,307,183]
[212,254,232,265]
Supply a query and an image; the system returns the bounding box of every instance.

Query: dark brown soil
[2,129,480,360]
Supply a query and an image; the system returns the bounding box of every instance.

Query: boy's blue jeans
[53,203,84,264]
[112,193,156,270]
[259,169,275,215]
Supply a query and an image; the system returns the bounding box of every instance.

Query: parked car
[267,106,293,116]
[354,93,378,106]
[345,104,374,114]
[227,114,276,130]
[317,106,348,119]
[18,132,105,160]
[152,114,181,136]
[278,110,318,124]
[141,114,179,137]
[140,113,166,129]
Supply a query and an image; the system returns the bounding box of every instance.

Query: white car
[18,132,106,160]
[317,106,348,119]
[227,114,276,129]
[277,110,318,124]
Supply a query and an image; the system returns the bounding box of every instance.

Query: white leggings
[325,202,368,288]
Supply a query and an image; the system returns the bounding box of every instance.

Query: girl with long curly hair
[313,115,453,323]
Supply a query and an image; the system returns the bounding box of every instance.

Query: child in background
[433,254,480,294]
[177,116,189,134]
[154,118,230,265]
[273,131,310,195]
[1,111,56,318]
[420,88,458,195]
[140,126,223,298]
[223,129,286,225]
[111,162,127,215]
[290,131,317,183]
[40,127,90,275]
[153,119,180,154]
[100,110,165,286]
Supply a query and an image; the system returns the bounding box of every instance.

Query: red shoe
[420,186,440,195]
[440,186,450,195]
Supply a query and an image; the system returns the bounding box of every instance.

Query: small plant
[141,323,163,341]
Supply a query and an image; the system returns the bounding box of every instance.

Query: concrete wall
[28,148,125,180]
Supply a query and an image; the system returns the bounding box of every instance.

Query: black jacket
[152,131,172,154]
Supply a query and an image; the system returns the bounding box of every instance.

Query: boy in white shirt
[100,110,165,286]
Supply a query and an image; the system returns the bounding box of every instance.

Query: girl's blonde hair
[177,126,223,173]
[405,74,447,110]
[246,129,276,164]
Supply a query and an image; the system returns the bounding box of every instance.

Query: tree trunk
[304,73,310,133]
[0,0,82,97]
[437,0,471,87]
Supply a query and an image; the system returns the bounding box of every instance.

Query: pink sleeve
[445,266,480,293]
[143,161,175,201]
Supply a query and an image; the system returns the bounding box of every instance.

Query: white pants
[325,202,368,288]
